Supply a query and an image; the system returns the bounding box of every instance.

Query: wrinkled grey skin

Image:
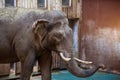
[0,11,103,80]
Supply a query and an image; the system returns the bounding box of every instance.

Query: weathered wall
[17,0,37,8]
[48,0,62,10]
[62,0,81,18]
[0,8,45,20]
[0,0,81,19]
[0,0,4,8]
[79,0,120,74]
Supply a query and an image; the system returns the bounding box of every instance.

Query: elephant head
[32,10,104,77]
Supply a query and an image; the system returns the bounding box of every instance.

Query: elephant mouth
[59,52,92,64]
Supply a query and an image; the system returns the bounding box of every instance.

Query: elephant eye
[46,24,53,32]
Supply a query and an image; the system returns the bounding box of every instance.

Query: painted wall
[79,0,120,74]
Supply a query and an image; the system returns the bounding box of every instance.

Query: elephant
[0,10,104,80]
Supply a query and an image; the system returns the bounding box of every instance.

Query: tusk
[74,57,92,64]
[60,52,71,61]
[60,53,92,64]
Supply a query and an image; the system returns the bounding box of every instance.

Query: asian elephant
[0,10,104,80]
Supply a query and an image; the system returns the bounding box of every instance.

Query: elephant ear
[32,19,49,34]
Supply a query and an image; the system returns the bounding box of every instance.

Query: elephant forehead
[55,18,69,25]
[40,11,67,22]
[46,10,67,19]
[48,17,68,24]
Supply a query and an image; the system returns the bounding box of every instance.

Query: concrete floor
[31,71,120,80]
[31,76,41,80]
[1,71,120,80]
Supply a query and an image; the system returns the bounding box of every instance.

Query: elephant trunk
[66,59,102,77]
[60,52,103,77]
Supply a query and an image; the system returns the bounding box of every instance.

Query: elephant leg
[20,52,36,80]
[38,53,52,80]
